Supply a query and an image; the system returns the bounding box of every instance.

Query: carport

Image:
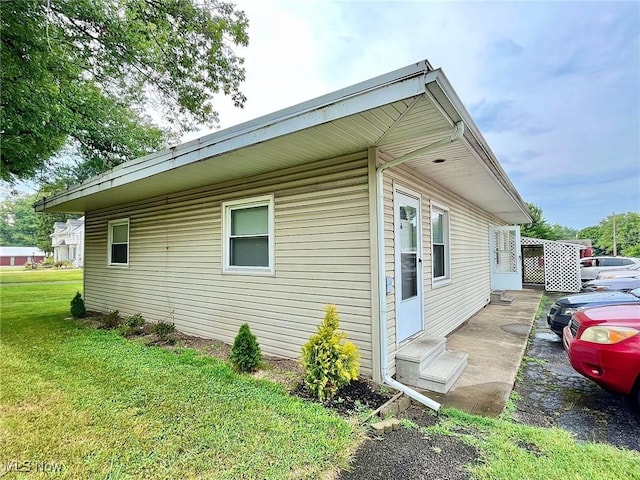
[521,237,582,293]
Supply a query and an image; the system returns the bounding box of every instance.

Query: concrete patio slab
[418,288,543,417]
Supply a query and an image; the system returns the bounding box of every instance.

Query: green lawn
[0,271,360,479]
[428,409,640,480]
[0,268,83,283]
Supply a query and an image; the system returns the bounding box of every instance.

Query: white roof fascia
[426,73,533,223]
[37,61,437,212]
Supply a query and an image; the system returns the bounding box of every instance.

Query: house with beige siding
[36,60,531,410]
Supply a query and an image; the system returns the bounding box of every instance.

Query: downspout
[376,121,465,412]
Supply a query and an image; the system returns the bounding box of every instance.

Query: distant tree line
[521,203,640,257]
[3,195,637,258]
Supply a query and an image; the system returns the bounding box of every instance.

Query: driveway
[513,293,640,451]
[340,291,639,480]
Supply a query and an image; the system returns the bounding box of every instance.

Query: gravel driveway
[339,292,639,479]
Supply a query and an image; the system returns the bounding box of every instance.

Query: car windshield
[632,288,640,298]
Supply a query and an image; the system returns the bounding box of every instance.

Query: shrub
[119,313,145,337]
[70,292,86,319]
[153,321,176,341]
[301,305,360,401]
[41,257,55,268]
[230,323,262,373]
[99,310,122,329]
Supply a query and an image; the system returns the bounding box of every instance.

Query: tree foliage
[0,193,39,246]
[0,190,75,252]
[1,0,248,182]
[579,212,640,257]
[520,203,557,240]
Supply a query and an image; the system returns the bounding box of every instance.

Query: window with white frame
[431,203,450,282]
[222,195,274,273]
[108,219,129,266]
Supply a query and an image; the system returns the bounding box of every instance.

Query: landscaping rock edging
[369,393,413,434]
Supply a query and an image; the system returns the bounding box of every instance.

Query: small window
[222,195,274,274]
[431,203,450,282]
[108,219,129,266]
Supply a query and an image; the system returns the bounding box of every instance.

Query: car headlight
[562,307,580,316]
[579,326,639,344]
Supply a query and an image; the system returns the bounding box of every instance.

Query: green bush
[41,257,55,268]
[153,321,176,341]
[70,292,86,319]
[301,305,360,401]
[119,313,145,337]
[230,323,262,373]
[100,310,122,329]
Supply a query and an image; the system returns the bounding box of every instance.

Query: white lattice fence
[521,237,581,293]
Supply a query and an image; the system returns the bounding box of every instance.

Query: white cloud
[187,0,639,229]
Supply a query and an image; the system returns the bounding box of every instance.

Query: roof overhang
[35,60,531,224]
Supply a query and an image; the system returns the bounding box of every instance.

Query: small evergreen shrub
[70,292,86,319]
[153,321,176,341]
[119,313,145,336]
[100,310,122,329]
[230,323,262,373]
[301,305,361,401]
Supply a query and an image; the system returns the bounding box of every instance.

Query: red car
[563,304,640,409]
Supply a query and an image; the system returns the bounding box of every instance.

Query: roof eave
[35,61,436,213]
[426,73,533,224]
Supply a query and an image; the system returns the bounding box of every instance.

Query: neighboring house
[35,61,532,405]
[51,217,85,267]
[0,246,46,266]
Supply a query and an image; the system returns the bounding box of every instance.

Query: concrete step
[396,336,446,372]
[491,290,515,305]
[418,350,468,393]
[396,336,468,394]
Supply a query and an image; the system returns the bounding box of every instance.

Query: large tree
[520,203,557,240]
[0,193,39,246]
[580,212,640,258]
[1,0,248,182]
[0,190,74,252]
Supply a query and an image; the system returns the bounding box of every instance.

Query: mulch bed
[292,379,396,416]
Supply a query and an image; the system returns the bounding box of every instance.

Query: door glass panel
[399,205,417,300]
[494,230,517,273]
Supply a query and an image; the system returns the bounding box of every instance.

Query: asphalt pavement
[340,291,639,480]
[513,293,640,451]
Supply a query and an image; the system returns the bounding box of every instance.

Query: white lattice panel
[544,243,581,292]
[521,237,581,293]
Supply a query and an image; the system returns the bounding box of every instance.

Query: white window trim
[430,201,451,287]
[107,218,130,267]
[222,194,275,275]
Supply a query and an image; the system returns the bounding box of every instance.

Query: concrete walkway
[421,288,543,417]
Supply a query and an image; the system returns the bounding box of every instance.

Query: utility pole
[612,212,617,256]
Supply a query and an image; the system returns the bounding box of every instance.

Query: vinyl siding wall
[84,152,374,375]
[383,163,505,374]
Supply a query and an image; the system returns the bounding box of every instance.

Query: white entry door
[395,190,423,343]
[490,226,523,290]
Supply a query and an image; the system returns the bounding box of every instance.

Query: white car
[596,262,640,279]
[580,256,640,282]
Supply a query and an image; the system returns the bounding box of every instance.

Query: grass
[422,408,640,480]
[0,268,83,283]
[0,271,361,479]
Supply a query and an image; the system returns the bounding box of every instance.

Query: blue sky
[198,0,639,230]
